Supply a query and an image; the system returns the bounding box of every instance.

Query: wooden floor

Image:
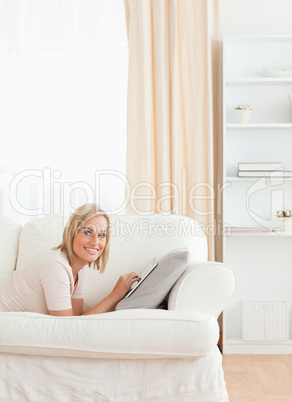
[222,355,292,402]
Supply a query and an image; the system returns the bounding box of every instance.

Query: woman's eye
[99,233,106,238]
[83,230,93,236]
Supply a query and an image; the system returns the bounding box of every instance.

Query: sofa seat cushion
[0,309,219,359]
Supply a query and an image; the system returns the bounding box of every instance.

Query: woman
[0,204,140,316]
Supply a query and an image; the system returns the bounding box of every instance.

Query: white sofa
[0,213,236,401]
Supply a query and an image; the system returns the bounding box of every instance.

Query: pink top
[0,249,86,314]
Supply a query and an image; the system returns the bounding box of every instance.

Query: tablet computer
[125,257,158,299]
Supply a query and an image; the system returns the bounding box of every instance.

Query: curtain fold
[124,0,220,260]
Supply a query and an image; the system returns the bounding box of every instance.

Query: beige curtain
[124,0,220,261]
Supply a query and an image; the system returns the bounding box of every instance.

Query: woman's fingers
[111,272,142,303]
[123,272,139,283]
[130,277,139,285]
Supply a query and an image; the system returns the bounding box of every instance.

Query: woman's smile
[84,247,100,255]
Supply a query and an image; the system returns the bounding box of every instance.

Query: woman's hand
[83,272,141,315]
[110,272,140,304]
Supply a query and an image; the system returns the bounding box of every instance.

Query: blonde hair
[54,204,110,273]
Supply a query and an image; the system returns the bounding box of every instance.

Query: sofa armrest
[168,262,237,318]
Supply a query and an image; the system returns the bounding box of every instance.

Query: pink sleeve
[72,267,86,300]
[40,262,72,311]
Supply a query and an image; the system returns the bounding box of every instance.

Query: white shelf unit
[222,36,292,354]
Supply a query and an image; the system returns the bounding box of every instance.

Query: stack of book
[238,162,292,178]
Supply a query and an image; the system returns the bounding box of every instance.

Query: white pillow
[115,248,189,310]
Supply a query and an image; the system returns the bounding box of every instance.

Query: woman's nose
[90,233,101,243]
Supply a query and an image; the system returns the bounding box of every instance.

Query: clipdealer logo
[8,167,231,235]
[9,167,231,215]
[246,174,285,229]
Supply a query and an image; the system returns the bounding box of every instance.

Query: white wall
[220,0,292,36]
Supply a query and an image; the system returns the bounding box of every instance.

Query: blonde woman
[0,204,139,316]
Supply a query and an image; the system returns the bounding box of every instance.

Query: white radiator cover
[241,301,289,342]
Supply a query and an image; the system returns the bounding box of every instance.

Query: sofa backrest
[3,214,208,309]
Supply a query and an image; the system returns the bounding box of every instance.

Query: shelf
[226,78,292,85]
[224,338,292,355]
[226,176,292,182]
[227,231,292,237]
[223,35,292,41]
[225,338,292,344]
[226,123,292,129]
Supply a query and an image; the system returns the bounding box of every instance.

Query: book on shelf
[238,171,292,177]
[238,162,282,171]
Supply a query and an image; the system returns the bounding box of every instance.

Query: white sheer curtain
[0,0,128,223]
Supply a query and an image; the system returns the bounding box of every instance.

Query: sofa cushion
[0,309,219,359]
[0,216,22,279]
[16,217,64,269]
[115,248,189,310]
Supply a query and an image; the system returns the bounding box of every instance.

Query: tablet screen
[125,258,158,299]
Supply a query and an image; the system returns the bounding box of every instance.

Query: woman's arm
[49,308,74,316]
[49,299,83,316]
[83,292,120,315]
[72,298,84,316]
[49,295,117,316]
[48,272,140,316]
[83,272,140,315]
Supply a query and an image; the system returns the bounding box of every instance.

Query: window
[0,0,128,223]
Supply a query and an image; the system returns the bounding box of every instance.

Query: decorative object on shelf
[288,94,292,122]
[263,67,292,78]
[235,103,252,123]
[276,209,292,232]
[276,209,292,217]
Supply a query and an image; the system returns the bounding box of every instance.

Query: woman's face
[72,215,108,269]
